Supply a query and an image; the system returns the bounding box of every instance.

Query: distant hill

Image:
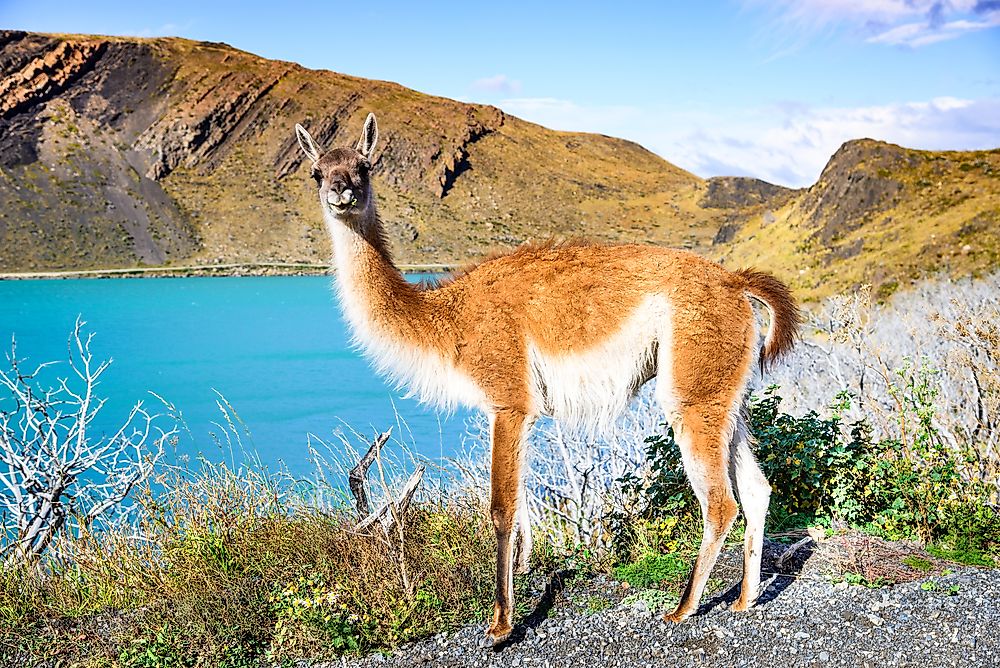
[1,30,997,301]
[714,139,1000,301]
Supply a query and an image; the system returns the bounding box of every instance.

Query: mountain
[1,30,997,302]
[0,30,716,273]
[714,139,1000,301]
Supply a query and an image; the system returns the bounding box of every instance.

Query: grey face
[311,147,371,217]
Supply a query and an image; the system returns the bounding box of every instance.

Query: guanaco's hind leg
[513,488,532,575]
[663,407,740,623]
[729,416,771,610]
[485,409,531,644]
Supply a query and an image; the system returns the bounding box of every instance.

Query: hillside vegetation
[0,30,708,272]
[1,30,998,301]
[717,140,1000,301]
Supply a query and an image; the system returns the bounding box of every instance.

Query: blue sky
[2,0,998,186]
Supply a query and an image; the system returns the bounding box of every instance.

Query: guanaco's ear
[295,123,321,164]
[356,112,378,162]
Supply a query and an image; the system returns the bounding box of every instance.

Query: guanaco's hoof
[663,609,690,624]
[482,624,513,647]
[730,598,754,612]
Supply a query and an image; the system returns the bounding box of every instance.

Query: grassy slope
[715,140,1000,303]
[0,33,711,272]
[159,38,710,264]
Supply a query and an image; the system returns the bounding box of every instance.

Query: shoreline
[0,262,457,280]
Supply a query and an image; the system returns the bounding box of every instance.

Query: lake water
[0,275,476,477]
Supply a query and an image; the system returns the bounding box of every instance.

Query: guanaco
[295,114,799,644]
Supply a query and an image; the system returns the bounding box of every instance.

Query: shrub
[267,572,362,656]
[765,276,1000,503]
[610,428,698,564]
[618,379,1000,560]
[750,387,860,527]
[0,319,172,566]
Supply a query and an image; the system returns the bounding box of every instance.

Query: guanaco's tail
[734,268,801,370]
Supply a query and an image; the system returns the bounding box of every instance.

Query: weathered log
[348,429,392,519]
[356,464,425,533]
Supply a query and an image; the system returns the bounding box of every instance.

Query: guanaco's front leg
[485,408,530,644]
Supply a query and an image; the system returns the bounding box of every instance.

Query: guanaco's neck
[326,204,432,347]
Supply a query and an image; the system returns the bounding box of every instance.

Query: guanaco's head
[295,113,379,220]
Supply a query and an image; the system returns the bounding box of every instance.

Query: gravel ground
[339,542,1000,668]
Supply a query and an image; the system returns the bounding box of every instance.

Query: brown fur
[732,267,801,368]
[295,116,800,644]
[439,238,601,287]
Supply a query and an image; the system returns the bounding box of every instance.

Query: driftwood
[355,465,425,532]
[348,429,392,519]
[348,428,426,594]
[349,428,425,535]
[776,536,814,572]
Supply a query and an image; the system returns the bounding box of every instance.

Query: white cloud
[470,74,522,96]
[498,97,641,131]
[744,0,1000,47]
[496,95,1000,188]
[867,15,1000,45]
[658,97,1000,187]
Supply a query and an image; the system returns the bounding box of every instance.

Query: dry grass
[817,531,955,585]
[0,447,499,667]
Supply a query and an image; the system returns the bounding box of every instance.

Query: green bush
[618,364,1000,562]
[119,626,196,668]
[267,572,362,657]
[750,387,861,527]
[611,428,700,564]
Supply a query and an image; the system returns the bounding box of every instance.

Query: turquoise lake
[0,276,475,476]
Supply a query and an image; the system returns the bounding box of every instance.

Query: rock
[800,139,915,245]
[698,177,795,210]
[0,38,106,119]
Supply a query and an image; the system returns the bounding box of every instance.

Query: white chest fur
[329,222,487,413]
[527,295,674,435]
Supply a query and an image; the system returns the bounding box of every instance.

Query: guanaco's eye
[358,159,370,174]
[311,167,323,185]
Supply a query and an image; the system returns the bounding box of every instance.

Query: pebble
[332,568,1000,668]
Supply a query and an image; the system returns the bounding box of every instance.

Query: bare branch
[0,322,173,565]
[349,429,392,519]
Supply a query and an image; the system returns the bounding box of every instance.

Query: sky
[2,0,998,187]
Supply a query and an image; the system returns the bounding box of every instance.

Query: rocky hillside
[1,30,998,301]
[715,140,1000,301]
[0,30,715,273]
